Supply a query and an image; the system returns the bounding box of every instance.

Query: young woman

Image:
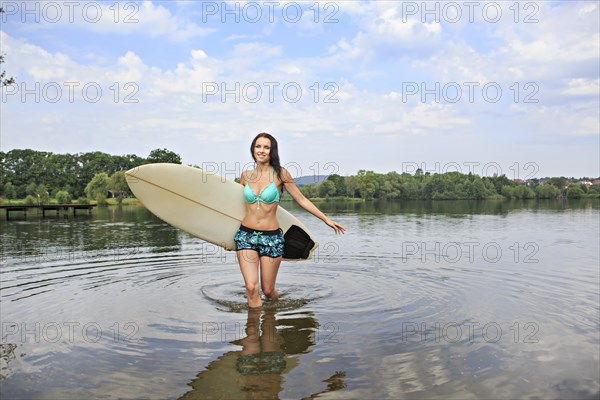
[234,133,345,308]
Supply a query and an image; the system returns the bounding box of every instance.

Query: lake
[1,199,599,399]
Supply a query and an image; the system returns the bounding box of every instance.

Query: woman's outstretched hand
[325,218,345,234]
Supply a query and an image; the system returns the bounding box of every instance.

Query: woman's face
[254,137,272,163]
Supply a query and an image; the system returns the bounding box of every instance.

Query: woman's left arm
[280,168,345,234]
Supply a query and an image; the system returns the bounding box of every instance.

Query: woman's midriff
[241,202,280,231]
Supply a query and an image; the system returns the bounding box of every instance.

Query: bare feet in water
[265,288,279,301]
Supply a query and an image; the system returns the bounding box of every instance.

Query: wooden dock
[0,204,97,219]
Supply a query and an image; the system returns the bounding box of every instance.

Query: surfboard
[125,163,317,260]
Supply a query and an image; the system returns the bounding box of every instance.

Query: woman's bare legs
[260,255,282,301]
[238,251,283,307]
[237,250,262,308]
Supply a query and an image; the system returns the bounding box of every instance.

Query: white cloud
[113,51,147,82]
[2,32,76,82]
[563,78,600,96]
[404,1,600,116]
[329,3,443,61]
[230,42,282,59]
[190,50,208,60]
[278,64,302,75]
[509,36,598,63]
[6,1,213,41]
[1,29,478,152]
[225,34,263,41]
[522,103,600,138]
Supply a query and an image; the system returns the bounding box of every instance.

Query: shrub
[567,186,584,199]
[85,173,110,200]
[24,195,37,205]
[55,190,72,204]
[535,184,560,199]
[95,193,107,206]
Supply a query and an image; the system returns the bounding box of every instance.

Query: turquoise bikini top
[243,167,280,207]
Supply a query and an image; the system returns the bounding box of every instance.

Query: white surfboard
[125,163,318,260]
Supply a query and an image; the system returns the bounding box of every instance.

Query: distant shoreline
[2,195,599,207]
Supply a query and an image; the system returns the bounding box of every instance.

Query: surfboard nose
[125,166,143,185]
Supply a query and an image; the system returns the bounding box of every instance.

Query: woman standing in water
[234,133,345,308]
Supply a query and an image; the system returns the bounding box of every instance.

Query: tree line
[1,149,597,204]
[0,148,181,203]
[297,170,600,200]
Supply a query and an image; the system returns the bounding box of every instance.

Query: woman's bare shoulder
[279,167,296,185]
[239,170,250,185]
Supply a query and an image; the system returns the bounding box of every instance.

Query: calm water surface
[1,200,599,399]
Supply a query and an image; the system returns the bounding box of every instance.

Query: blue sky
[1,0,598,178]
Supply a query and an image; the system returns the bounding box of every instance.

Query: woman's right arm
[280,168,345,234]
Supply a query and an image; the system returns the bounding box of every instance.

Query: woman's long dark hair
[250,132,285,183]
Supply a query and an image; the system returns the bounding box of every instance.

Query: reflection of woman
[234,133,345,308]
[180,309,346,399]
[236,309,285,375]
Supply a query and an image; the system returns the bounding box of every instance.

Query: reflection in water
[0,205,182,266]
[180,310,346,399]
[285,198,600,215]
[302,371,347,400]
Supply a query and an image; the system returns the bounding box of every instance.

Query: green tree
[546,177,568,190]
[24,195,37,206]
[85,172,110,200]
[400,179,420,199]
[79,151,118,189]
[0,149,151,199]
[484,174,514,194]
[109,170,129,194]
[299,184,318,198]
[423,174,448,199]
[46,153,80,195]
[355,170,377,200]
[326,174,346,196]
[379,180,395,199]
[344,176,357,198]
[318,180,336,198]
[25,182,37,196]
[513,185,535,199]
[3,150,45,197]
[566,185,584,199]
[501,185,515,199]
[35,184,50,204]
[147,148,182,164]
[3,182,16,199]
[109,170,130,204]
[466,179,487,200]
[55,190,72,204]
[535,184,560,199]
[588,185,600,194]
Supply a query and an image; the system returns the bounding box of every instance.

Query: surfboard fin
[283,225,316,260]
